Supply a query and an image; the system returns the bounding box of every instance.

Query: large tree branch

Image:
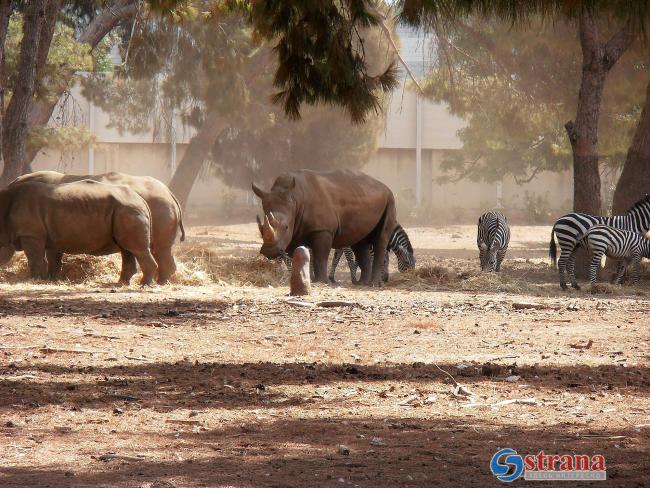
[603,27,635,71]
[78,0,138,46]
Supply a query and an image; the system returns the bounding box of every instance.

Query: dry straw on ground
[0,244,647,297]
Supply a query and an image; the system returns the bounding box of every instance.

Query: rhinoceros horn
[262,214,276,242]
[268,211,280,228]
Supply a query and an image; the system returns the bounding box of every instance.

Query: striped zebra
[567,225,650,287]
[328,224,416,283]
[550,195,650,289]
[477,211,510,272]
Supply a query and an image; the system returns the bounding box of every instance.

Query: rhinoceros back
[5,180,150,256]
[285,169,395,249]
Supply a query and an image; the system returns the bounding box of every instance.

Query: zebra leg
[631,255,642,284]
[343,248,358,283]
[557,248,571,290]
[495,248,506,272]
[589,252,603,286]
[567,252,580,290]
[614,259,628,285]
[329,249,343,283]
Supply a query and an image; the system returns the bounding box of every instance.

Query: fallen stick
[490,355,520,361]
[1,374,38,380]
[491,398,538,407]
[40,347,108,354]
[94,454,145,462]
[316,301,359,308]
[512,302,560,310]
[569,339,593,350]
[286,301,315,308]
[165,419,201,425]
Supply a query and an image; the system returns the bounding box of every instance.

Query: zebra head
[479,242,497,272]
[626,194,650,232]
[394,245,416,272]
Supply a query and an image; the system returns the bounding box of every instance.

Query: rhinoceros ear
[252,183,266,199]
[255,215,263,236]
[288,177,296,190]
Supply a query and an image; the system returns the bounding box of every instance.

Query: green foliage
[5,13,93,103]
[250,0,399,123]
[28,125,96,152]
[423,18,647,182]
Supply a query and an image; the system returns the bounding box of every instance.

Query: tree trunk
[0,0,13,164]
[612,78,650,214]
[0,0,47,187]
[564,10,633,277]
[23,0,138,167]
[168,112,226,210]
[565,11,633,215]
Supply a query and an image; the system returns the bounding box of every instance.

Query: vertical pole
[496,180,503,209]
[169,105,177,176]
[88,97,95,175]
[415,93,422,206]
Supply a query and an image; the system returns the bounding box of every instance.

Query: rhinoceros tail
[169,191,186,242]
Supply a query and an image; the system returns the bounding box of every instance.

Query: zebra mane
[625,194,650,215]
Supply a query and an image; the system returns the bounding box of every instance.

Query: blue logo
[490,448,524,482]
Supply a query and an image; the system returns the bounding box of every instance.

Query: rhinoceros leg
[118,251,138,285]
[154,246,176,284]
[369,200,396,287]
[133,251,157,286]
[46,249,63,280]
[309,232,333,283]
[352,242,372,286]
[22,237,47,280]
[113,211,158,286]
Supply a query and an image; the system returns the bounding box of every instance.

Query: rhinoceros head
[252,178,296,259]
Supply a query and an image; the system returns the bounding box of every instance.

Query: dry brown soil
[0,224,649,487]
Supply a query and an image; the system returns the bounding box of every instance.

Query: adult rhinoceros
[0,180,157,284]
[252,169,396,286]
[6,171,184,283]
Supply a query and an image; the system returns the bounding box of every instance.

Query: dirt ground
[1,223,649,487]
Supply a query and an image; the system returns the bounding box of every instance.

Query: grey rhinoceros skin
[4,170,184,283]
[253,169,396,287]
[0,179,157,284]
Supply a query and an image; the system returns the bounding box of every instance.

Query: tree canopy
[421,17,648,185]
[83,6,386,195]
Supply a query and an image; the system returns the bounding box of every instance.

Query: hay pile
[0,253,121,285]
[174,244,288,287]
[391,256,650,297]
[0,243,289,287]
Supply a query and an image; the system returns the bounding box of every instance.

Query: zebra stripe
[328,224,416,283]
[477,211,510,272]
[568,225,650,287]
[550,195,650,289]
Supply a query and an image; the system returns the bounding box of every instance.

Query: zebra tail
[549,227,557,267]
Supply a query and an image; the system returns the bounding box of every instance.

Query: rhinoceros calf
[253,169,396,286]
[0,180,157,284]
[8,171,184,283]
